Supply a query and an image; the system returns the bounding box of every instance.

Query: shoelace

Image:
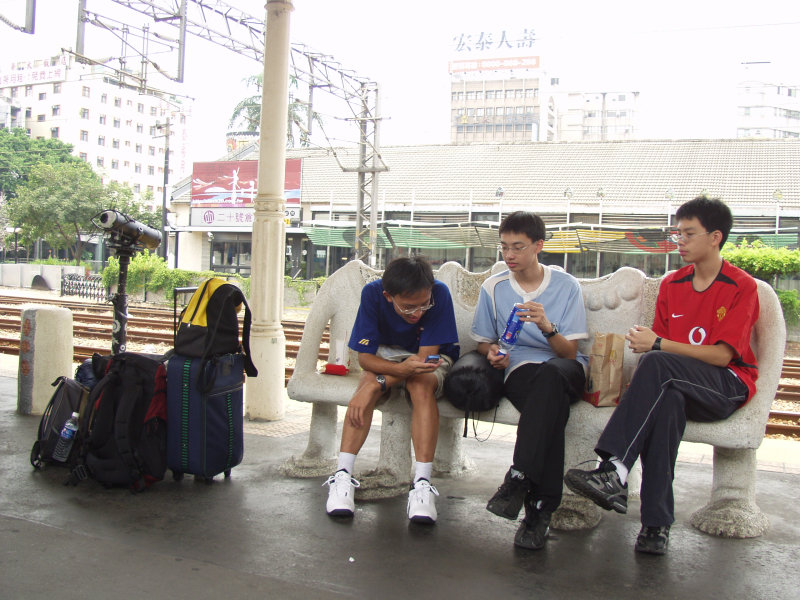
[323,472,361,489]
[412,480,439,497]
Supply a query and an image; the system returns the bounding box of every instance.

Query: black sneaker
[513,497,551,551]
[563,461,628,514]
[635,525,670,555]
[486,468,531,520]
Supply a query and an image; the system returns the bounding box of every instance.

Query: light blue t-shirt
[470,265,589,378]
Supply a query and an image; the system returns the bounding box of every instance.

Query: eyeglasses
[668,231,712,243]
[394,298,435,315]
[497,243,531,255]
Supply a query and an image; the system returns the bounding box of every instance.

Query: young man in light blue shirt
[471,211,588,550]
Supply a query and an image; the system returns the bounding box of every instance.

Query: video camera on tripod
[93,210,162,355]
[94,210,162,250]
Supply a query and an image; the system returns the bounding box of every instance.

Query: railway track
[1,294,799,436]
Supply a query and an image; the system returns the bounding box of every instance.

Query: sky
[2,0,800,172]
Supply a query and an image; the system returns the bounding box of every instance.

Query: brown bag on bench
[583,333,625,407]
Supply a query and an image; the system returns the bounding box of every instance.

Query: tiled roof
[173,139,800,218]
[286,139,800,217]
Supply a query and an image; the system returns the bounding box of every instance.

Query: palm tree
[228,74,320,148]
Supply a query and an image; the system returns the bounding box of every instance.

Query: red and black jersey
[653,260,759,400]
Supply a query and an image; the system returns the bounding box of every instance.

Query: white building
[737,80,800,139]
[0,53,193,203]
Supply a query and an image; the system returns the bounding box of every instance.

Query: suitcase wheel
[172,470,184,482]
[224,469,231,478]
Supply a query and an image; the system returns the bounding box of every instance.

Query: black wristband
[651,337,662,351]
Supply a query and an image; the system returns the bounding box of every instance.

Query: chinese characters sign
[451,29,537,54]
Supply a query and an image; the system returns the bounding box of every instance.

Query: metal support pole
[246,0,293,421]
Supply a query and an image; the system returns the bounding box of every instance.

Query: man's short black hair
[498,211,546,243]
[675,196,733,246]
[382,255,435,297]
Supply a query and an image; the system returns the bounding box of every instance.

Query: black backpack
[443,351,505,437]
[174,278,258,377]
[68,353,168,492]
[30,377,90,470]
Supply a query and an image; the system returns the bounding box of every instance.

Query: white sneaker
[324,469,359,517]
[407,478,439,523]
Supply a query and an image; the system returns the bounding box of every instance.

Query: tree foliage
[7,161,161,265]
[228,73,322,148]
[0,128,81,199]
[721,239,800,281]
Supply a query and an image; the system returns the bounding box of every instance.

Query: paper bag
[583,333,625,407]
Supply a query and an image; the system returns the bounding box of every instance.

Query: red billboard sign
[191,158,301,208]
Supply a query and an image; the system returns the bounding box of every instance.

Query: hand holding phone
[425,354,440,363]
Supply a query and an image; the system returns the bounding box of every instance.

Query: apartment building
[737,80,800,139]
[556,91,639,142]
[0,53,192,203]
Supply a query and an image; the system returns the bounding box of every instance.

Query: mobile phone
[425,354,440,363]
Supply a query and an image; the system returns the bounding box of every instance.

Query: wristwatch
[543,323,559,339]
[651,337,662,351]
[376,374,387,392]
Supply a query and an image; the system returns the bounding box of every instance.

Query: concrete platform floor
[2,371,799,600]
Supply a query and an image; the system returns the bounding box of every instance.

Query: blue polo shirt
[348,280,460,362]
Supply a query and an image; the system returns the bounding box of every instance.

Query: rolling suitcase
[167,353,245,482]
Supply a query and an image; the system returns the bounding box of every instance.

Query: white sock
[337,452,356,475]
[414,461,433,483]
[610,457,629,486]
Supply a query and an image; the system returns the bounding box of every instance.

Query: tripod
[106,235,138,355]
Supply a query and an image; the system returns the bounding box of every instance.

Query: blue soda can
[497,304,524,356]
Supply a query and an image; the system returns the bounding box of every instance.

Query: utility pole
[155,119,171,261]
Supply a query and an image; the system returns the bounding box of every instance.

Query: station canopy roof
[302,221,799,254]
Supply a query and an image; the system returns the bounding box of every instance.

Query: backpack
[443,351,505,437]
[174,278,258,378]
[68,353,168,492]
[30,377,90,470]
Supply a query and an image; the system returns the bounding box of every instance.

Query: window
[149,126,157,135]
[148,166,155,175]
[126,99,133,107]
[50,127,59,139]
[180,114,186,124]
[136,124,144,133]
[82,86,90,98]
[112,139,120,149]
[80,130,88,142]
[618,94,626,101]
[123,160,130,168]
[97,136,105,146]
[113,118,120,128]
[147,185,154,193]
[25,85,32,96]
[79,152,88,161]
[37,114,45,122]
[124,140,131,147]
[25,108,32,118]
[51,105,60,116]
[137,103,144,113]
[53,83,61,94]
[148,146,155,156]
[125,119,132,127]
[10,87,18,98]
[150,106,157,116]
[134,164,142,173]
[133,184,141,193]
[96,157,104,167]
[101,93,107,104]
[114,97,121,107]
[135,143,142,153]
[80,108,89,119]
[485,91,494,100]
[38,92,46,100]
[111,160,119,169]
[99,114,106,125]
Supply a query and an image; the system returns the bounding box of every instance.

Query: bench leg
[357,411,413,499]
[690,447,769,538]
[433,418,475,478]
[281,403,338,478]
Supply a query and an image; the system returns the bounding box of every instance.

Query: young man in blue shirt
[324,256,460,523]
[471,211,588,549]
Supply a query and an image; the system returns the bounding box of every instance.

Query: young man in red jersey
[564,196,759,555]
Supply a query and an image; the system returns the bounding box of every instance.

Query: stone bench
[284,260,784,538]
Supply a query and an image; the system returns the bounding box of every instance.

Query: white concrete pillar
[17,305,73,415]
[245,0,293,421]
